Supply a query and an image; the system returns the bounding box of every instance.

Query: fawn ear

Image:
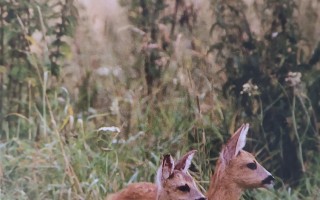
[235,123,249,155]
[160,154,175,179]
[156,154,175,188]
[222,123,249,163]
[175,150,196,173]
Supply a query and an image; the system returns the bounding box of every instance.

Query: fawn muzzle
[262,175,275,185]
[196,198,207,200]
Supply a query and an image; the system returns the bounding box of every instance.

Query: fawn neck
[207,160,243,200]
[208,183,242,200]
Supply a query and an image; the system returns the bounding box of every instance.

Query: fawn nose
[196,198,206,200]
[262,175,275,185]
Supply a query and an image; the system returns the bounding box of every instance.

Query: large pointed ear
[174,150,197,173]
[156,154,175,187]
[221,123,249,163]
[161,154,175,179]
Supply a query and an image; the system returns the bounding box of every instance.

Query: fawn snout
[196,198,207,200]
[262,175,275,185]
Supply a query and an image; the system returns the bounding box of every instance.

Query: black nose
[196,198,206,200]
[262,175,275,185]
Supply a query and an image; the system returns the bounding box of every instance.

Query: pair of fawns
[107,123,275,200]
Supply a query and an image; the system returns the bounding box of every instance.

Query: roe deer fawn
[106,150,206,200]
[207,123,275,200]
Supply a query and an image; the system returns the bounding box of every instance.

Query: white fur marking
[235,123,249,156]
[182,152,195,173]
[155,167,163,189]
[264,183,274,189]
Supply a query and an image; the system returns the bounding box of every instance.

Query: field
[1,0,320,199]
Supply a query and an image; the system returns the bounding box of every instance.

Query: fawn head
[213,123,275,190]
[156,150,206,200]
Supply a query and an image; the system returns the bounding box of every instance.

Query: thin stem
[292,95,305,172]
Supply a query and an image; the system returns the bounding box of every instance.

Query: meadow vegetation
[0,0,320,199]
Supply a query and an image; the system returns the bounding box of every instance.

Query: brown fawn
[207,123,275,200]
[106,150,206,200]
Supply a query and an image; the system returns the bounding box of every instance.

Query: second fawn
[207,123,275,200]
[106,150,206,200]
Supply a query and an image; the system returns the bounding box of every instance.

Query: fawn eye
[177,184,190,192]
[247,161,257,170]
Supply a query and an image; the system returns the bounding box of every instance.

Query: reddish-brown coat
[106,150,206,200]
[207,124,274,200]
[106,182,156,200]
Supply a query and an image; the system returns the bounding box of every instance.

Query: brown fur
[207,124,274,200]
[106,182,156,200]
[106,150,206,200]
[157,169,204,200]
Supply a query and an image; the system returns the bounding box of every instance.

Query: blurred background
[0,0,320,199]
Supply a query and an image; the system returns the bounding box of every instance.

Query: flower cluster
[285,72,302,87]
[240,80,259,96]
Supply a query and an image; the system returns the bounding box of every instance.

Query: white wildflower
[285,72,301,87]
[272,32,278,38]
[98,126,120,133]
[240,80,259,96]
